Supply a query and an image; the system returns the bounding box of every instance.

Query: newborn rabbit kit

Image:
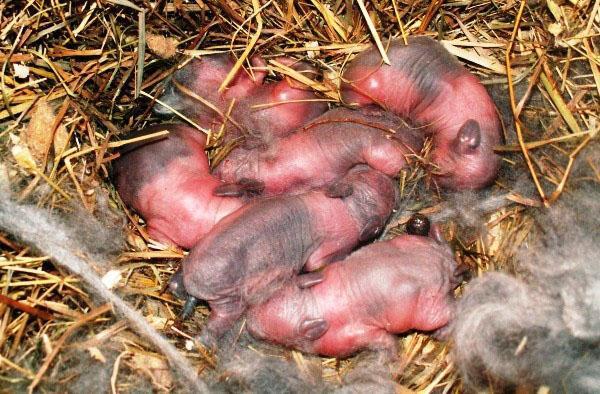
[106,34,517,388]
[121,36,503,359]
[3,1,595,391]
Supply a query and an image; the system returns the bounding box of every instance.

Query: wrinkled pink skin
[246,234,457,358]
[112,124,243,249]
[341,36,502,190]
[155,54,327,146]
[213,107,423,197]
[182,166,398,344]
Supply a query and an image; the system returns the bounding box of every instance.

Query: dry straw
[0,0,597,391]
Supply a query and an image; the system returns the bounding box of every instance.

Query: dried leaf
[23,98,56,165]
[548,22,564,36]
[146,33,178,59]
[35,300,82,318]
[441,41,506,74]
[53,124,69,156]
[422,340,436,355]
[127,232,149,251]
[547,0,562,21]
[145,315,168,329]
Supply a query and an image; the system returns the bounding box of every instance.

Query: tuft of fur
[206,326,324,393]
[452,175,600,392]
[64,348,121,394]
[334,354,398,394]
[218,349,322,394]
[431,173,536,229]
[209,328,399,393]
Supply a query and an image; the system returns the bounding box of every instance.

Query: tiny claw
[359,216,384,242]
[406,213,430,236]
[296,272,324,289]
[325,182,354,198]
[299,319,329,340]
[180,296,199,320]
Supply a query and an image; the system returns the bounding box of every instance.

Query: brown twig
[0,293,54,321]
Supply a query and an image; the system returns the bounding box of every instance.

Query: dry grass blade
[548,132,596,204]
[441,41,506,74]
[172,80,240,133]
[538,65,582,135]
[495,129,594,152]
[356,0,390,65]
[391,0,408,45]
[136,11,146,99]
[583,0,600,98]
[309,0,348,41]
[0,352,36,380]
[269,59,339,100]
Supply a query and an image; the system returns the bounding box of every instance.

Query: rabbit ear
[454,119,481,155]
[299,319,329,340]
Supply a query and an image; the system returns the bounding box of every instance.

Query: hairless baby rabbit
[181,166,398,346]
[214,107,422,197]
[342,36,502,190]
[247,231,458,358]
[156,54,327,147]
[112,124,243,248]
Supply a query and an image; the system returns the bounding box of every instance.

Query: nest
[0,0,598,392]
